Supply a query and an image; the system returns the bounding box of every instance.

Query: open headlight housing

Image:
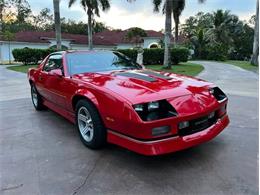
[209,87,227,102]
[133,100,177,121]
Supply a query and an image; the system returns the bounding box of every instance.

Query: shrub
[12,47,56,65]
[117,47,189,65]
[206,44,228,61]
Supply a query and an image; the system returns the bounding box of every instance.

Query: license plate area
[178,113,217,136]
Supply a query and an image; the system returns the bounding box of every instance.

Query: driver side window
[43,54,63,73]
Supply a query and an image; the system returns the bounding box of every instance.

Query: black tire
[31,84,45,110]
[75,99,106,149]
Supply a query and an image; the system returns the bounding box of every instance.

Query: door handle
[39,76,43,81]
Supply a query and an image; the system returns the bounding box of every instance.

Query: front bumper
[107,114,229,156]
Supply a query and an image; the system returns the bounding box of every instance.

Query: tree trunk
[53,0,61,50]
[251,0,259,66]
[163,0,172,69]
[87,9,93,50]
[8,40,11,64]
[174,14,179,45]
[0,2,3,34]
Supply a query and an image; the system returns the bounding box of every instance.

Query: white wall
[0,42,49,63]
[143,37,161,48]
[116,43,134,49]
[0,41,116,63]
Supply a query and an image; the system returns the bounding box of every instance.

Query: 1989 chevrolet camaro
[28,50,229,155]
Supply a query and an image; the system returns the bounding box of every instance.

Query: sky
[27,0,257,31]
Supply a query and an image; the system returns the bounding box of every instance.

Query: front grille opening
[178,113,218,136]
[212,87,227,101]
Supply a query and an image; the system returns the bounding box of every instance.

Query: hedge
[12,47,56,65]
[118,47,189,65]
[12,47,189,65]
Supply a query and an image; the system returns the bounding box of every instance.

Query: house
[0,29,164,63]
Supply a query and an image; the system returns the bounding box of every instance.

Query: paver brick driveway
[0,62,258,195]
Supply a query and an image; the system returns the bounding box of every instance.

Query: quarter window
[43,54,63,72]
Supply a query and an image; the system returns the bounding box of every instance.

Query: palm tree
[153,0,205,69]
[251,0,259,65]
[68,0,110,50]
[191,28,208,59]
[53,0,61,50]
[206,10,234,47]
[172,0,185,44]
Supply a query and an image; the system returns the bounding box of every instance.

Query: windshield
[66,51,142,75]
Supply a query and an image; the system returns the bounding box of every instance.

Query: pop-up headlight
[133,100,177,121]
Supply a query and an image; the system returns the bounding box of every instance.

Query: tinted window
[66,52,142,75]
[43,54,63,72]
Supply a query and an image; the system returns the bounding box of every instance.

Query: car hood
[72,69,215,105]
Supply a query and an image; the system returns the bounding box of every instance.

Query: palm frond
[68,0,77,7]
[152,0,162,12]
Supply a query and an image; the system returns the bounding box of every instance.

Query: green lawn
[7,64,37,73]
[225,60,258,72]
[146,62,204,76]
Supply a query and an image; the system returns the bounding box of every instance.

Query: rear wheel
[31,84,45,110]
[76,99,106,149]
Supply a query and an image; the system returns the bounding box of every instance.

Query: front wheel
[76,99,106,149]
[31,84,45,110]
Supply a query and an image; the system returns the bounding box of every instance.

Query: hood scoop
[140,70,172,80]
[115,72,157,82]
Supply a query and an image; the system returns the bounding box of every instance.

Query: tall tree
[125,27,147,47]
[53,0,62,50]
[251,0,259,66]
[15,0,31,23]
[0,0,4,33]
[172,0,185,44]
[153,0,205,68]
[153,0,172,68]
[68,0,110,50]
[3,31,14,64]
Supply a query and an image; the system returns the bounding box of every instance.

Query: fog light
[178,121,189,130]
[152,126,170,136]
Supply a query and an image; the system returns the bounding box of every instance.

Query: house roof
[94,29,163,44]
[0,29,164,46]
[0,31,116,46]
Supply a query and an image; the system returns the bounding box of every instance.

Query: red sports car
[28,50,229,155]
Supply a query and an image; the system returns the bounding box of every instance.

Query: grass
[146,62,204,76]
[225,60,258,72]
[7,64,37,73]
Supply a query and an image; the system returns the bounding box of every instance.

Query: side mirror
[49,69,63,77]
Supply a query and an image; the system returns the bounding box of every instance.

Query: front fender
[72,88,99,109]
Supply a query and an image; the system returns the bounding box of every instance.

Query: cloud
[96,6,165,30]
[27,0,256,31]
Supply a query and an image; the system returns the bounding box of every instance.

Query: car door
[38,54,66,106]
